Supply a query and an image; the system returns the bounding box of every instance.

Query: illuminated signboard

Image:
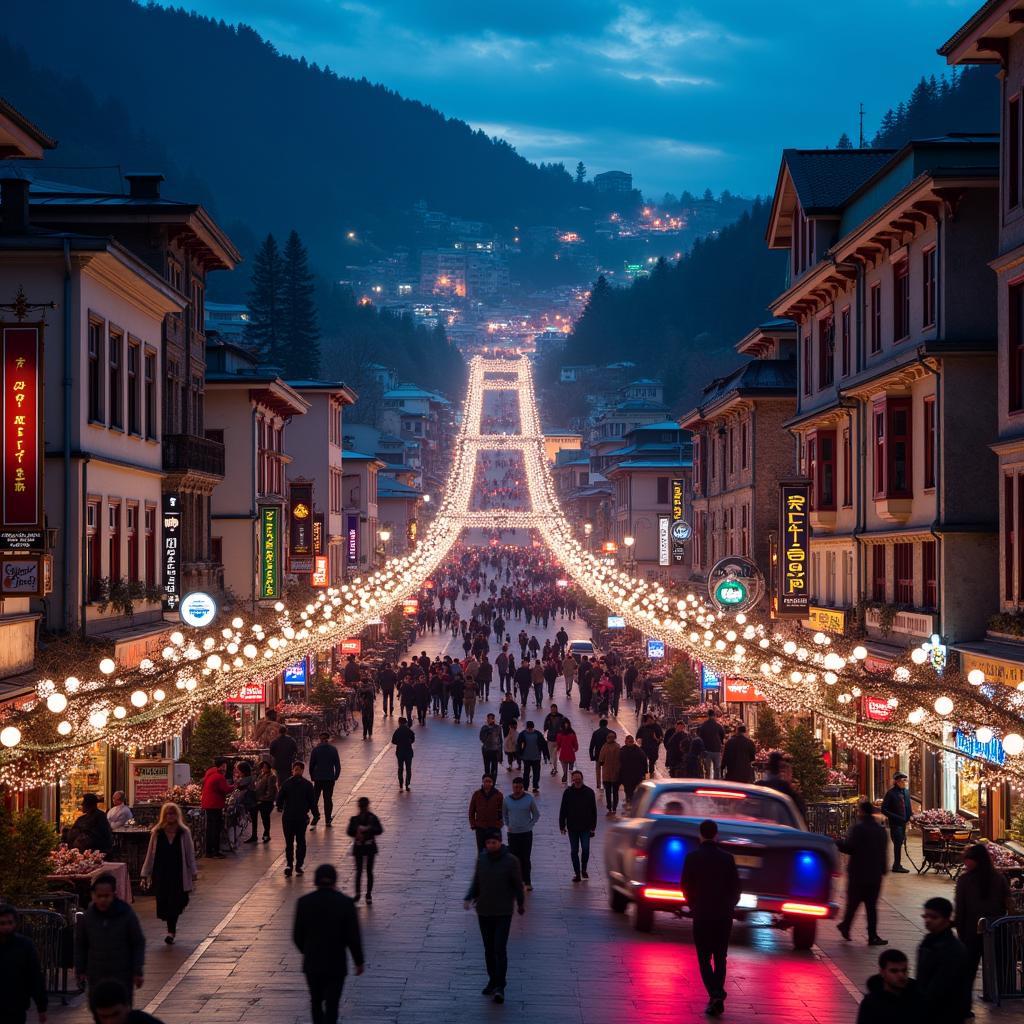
[607,615,626,628]
[402,598,419,615]
[724,678,765,702]
[341,638,362,655]
[162,493,181,610]
[955,729,1005,765]
[714,578,748,608]
[601,540,618,553]
[658,515,670,567]
[312,513,324,555]
[647,638,665,659]
[311,555,329,587]
[224,681,266,704]
[289,482,313,566]
[346,514,359,566]
[0,554,43,596]
[701,665,721,689]
[260,505,280,600]
[861,695,895,722]
[779,482,810,616]
[1,324,43,547]
[670,477,687,564]
[284,660,307,686]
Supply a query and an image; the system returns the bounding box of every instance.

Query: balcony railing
[163,433,226,477]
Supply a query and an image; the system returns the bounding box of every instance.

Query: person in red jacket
[200,758,232,859]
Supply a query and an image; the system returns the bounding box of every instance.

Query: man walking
[391,717,415,791]
[837,800,888,945]
[377,661,397,717]
[881,772,912,872]
[588,719,611,785]
[697,710,725,779]
[680,820,741,1017]
[916,897,970,1024]
[0,904,47,1024]
[276,761,316,877]
[636,715,663,777]
[479,714,503,780]
[502,777,540,890]
[558,770,598,882]
[308,733,340,829]
[856,948,925,1024]
[74,874,145,1010]
[516,720,547,793]
[542,705,565,776]
[293,864,365,1024]
[200,757,232,859]
[468,775,504,852]
[721,724,756,783]
[270,726,299,788]
[464,830,525,1005]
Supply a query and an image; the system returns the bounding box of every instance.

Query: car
[604,778,839,949]
[567,640,595,658]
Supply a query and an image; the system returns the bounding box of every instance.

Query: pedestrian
[514,661,532,710]
[377,661,397,717]
[292,864,365,1024]
[358,681,375,739]
[140,802,198,946]
[399,677,415,722]
[451,674,465,723]
[74,874,145,1010]
[555,720,579,783]
[721,724,756,783]
[618,735,647,807]
[232,762,258,844]
[856,948,926,1024]
[558,770,598,882]
[916,897,970,1024]
[88,980,165,1024]
[502,777,540,890]
[836,800,888,946]
[697,710,725,779]
[680,819,741,1017]
[391,717,415,791]
[309,733,341,829]
[542,705,565,776]
[252,708,279,748]
[516,720,547,792]
[468,775,504,852]
[563,654,577,697]
[276,761,316,877]
[463,675,478,724]
[0,904,47,1024]
[464,829,525,1005]
[636,715,663,777]
[664,720,689,778]
[760,752,807,821]
[479,713,503,779]
[270,727,299,788]
[254,760,277,843]
[880,772,912,872]
[200,757,232,859]
[955,843,1011,1012]
[588,719,611,784]
[530,659,545,709]
[478,656,493,702]
[66,793,115,855]
[503,720,520,771]
[346,797,383,904]
[598,731,621,815]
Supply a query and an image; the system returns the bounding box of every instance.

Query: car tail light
[642,887,687,901]
[694,789,746,799]
[781,902,829,917]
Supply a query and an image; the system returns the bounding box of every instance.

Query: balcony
[865,606,936,639]
[874,497,913,523]
[163,433,226,478]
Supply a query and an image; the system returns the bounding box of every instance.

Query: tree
[574,160,587,185]
[663,659,699,705]
[281,229,321,377]
[836,132,853,149]
[185,705,238,778]
[0,807,56,900]
[755,704,784,749]
[245,233,285,361]
[785,721,828,804]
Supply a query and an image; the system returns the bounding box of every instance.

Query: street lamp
[583,521,592,552]
[378,527,391,563]
[623,534,635,571]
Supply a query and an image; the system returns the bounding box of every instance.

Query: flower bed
[275,701,320,716]
[912,808,970,829]
[49,845,105,874]
[153,783,201,806]
[985,842,1024,870]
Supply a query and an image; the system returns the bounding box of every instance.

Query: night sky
[168,0,980,198]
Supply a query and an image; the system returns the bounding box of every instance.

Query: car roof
[637,778,805,828]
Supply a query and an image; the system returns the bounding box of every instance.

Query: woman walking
[347,797,384,904]
[956,843,1012,1011]
[254,760,277,843]
[504,720,520,771]
[464,676,478,724]
[235,761,258,844]
[141,802,198,945]
[598,732,622,816]
[555,719,579,783]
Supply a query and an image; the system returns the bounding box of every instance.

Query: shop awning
[951,638,1024,689]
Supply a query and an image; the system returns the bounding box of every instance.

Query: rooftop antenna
[858,102,865,148]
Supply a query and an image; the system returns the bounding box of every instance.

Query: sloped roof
[378,478,422,498]
[782,149,896,213]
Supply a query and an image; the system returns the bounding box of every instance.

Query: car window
[649,789,797,827]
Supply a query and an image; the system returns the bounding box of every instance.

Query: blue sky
[173,0,980,198]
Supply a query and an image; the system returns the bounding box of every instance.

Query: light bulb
[934,696,954,716]
[206,655,222,670]
[65,676,80,693]
[57,720,72,736]
[1004,733,1024,757]
[975,727,994,745]
[968,669,985,686]
[46,693,67,714]
[113,706,127,719]
[99,657,116,675]
[170,631,184,646]
[0,726,21,747]
[130,690,148,708]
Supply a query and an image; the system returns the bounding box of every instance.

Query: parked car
[567,640,595,658]
[604,779,839,949]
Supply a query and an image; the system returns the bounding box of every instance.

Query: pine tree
[185,705,238,778]
[574,160,587,185]
[280,229,321,377]
[245,233,285,361]
[755,704,784,749]
[785,721,828,804]
[836,132,853,149]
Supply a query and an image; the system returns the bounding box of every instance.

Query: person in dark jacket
[558,770,598,882]
[89,980,164,1023]
[308,733,341,829]
[479,714,503,779]
[269,727,299,787]
[697,711,725,778]
[468,776,504,851]
[836,801,888,945]
[916,897,970,1024]
[856,948,926,1024]
[721,725,756,783]
[74,874,145,1009]
[680,820,741,1017]
[377,662,397,717]
[276,761,316,877]
[588,720,612,783]
[391,717,415,791]
[684,735,706,778]
[515,721,548,793]
[880,771,912,872]
[293,863,365,1024]
[760,752,807,822]
[955,843,1011,1013]
[0,904,47,1024]
[636,716,663,776]
[346,797,383,904]
[618,735,647,807]
[66,793,115,855]
[464,830,525,1005]
[664,723,690,778]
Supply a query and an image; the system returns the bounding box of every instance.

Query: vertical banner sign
[670,477,686,564]
[288,482,313,568]
[346,514,359,566]
[312,513,324,556]
[162,493,180,611]
[1,325,43,541]
[658,515,670,566]
[779,482,810,616]
[260,505,280,599]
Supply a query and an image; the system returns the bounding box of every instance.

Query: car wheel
[609,889,629,914]
[634,900,655,932]
[792,919,817,950]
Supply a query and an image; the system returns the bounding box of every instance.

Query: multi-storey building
[379,383,453,490]
[681,320,798,604]
[340,450,384,573]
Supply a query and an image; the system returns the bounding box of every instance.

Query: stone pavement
[48,588,1024,1023]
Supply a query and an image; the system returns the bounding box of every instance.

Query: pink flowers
[911,808,970,829]
[49,844,105,874]
[160,784,202,805]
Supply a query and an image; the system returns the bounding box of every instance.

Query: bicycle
[222,793,253,852]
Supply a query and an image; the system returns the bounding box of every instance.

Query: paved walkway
[48,586,1024,1023]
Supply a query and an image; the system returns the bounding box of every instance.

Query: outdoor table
[46,860,133,904]
[916,824,978,877]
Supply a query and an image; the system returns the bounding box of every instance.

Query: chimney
[0,176,31,233]
[124,173,164,200]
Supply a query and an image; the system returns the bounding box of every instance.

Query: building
[379,383,453,490]
[593,170,633,194]
[681,320,798,603]
[542,429,582,464]
[204,301,249,341]
[588,393,670,476]
[377,476,423,558]
[551,450,592,497]
[340,450,385,573]
[343,423,407,471]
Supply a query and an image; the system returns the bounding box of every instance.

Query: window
[126,504,139,583]
[825,550,837,605]
[922,247,937,329]
[922,540,937,610]
[190,279,205,333]
[923,396,936,490]
[656,477,669,504]
[741,421,748,470]
[727,429,735,475]
[893,260,910,342]
[108,503,121,582]
[108,330,123,430]
[808,429,836,511]
[127,340,141,434]
[709,432,716,481]
[88,319,104,422]
[893,542,914,604]
[167,257,183,293]
[873,397,912,499]
[86,500,102,600]
[872,545,886,602]
[802,333,812,396]
[843,550,854,606]
[842,428,853,508]
[1007,476,1016,603]
[330,468,342,514]
[1011,281,1024,413]
[710,511,717,563]
[817,315,834,389]
[869,283,882,353]
[211,537,223,565]
[741,503,749,556]
[1010,95,1021,211]
[191,374,204,435]
[145,507,156,587]
[840,307,851,377]
[144,351,156,438]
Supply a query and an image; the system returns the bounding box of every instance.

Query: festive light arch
[2,356,1023,786]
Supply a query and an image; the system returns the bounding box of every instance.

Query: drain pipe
[63,238,73,631]
[918,346,942,638]
[80,454,91,639]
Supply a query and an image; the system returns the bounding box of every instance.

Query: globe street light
[378,527,391,564]
[583,521,593,552]
[623,534,635,570]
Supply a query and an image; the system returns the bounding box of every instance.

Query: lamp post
[378,527,391,564]
[623,533,635,571]
[583,521,592,552]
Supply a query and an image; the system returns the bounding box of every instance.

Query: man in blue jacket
[308,733,340,829]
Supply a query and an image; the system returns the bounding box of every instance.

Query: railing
[163,433,226,477]
[981,915,1024,1005]
[17,907,74,996]
[804,801,860,839]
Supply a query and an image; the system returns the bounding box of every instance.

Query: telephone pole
[858,102,865,148]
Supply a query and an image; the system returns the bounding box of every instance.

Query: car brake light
[642,887,687,901]
[694,789,745,799]
[781,902,829,917]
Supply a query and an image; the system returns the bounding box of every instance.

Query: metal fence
[982,915,1024,1005]
[805,801,860,839]
[18,908,74,998]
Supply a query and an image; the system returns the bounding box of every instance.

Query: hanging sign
[179,591,218,628]
[724,678,765,702]
[708,555,764,613]
[260,505,280,599]
[346,514,359,566]
[1,324,43,546]
[701,665,721,689]
[312,513,324,555]
[224,681,266,704]
[311,555,329,587]
[402,598,419,615]
[779,482,810,616]
[670,478,687,563]
[0,554,43,596]
[861,695,895,722]
[341,638,362,655]
[658,515,670,566]
[607,615,625,628]
[284,660,308,685]
[647,638,665,659]
[162,493,181,611]
[289,482,313,566]
[955,729,1006,765]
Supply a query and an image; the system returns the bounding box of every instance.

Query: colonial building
[339,450,385,574]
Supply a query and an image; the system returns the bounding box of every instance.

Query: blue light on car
[653,835,690,883]
[789,850,827,898]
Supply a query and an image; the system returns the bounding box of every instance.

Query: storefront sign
[127,758,173,804]
[708,555,764,613]
[808,606,846,633]
[311,555,329,587]
[224,681,266,704]
[312,514,324,555]
[259,505,280,600]
[284,660,307,686]
[861,695,895,722]
[341,638,362,655]
[1,324,43,537]
[955,729,1005,765]
[179,591,217,628]
[864,655,893,675]
[0,553,42,596]
[346,514,359,566]
[724,678,765,702]
[779,482,810,616]
[959,651,1023,689]
[714,578,748,608]
[658,515,670,567]
[607,615,625,628]
[289,482,313,565]
[670,478,687,564]
[602,541,618,554]
[402,599,419,615]
[701,665,721,689]
[162,493,181,611]
[647,638,665,659]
